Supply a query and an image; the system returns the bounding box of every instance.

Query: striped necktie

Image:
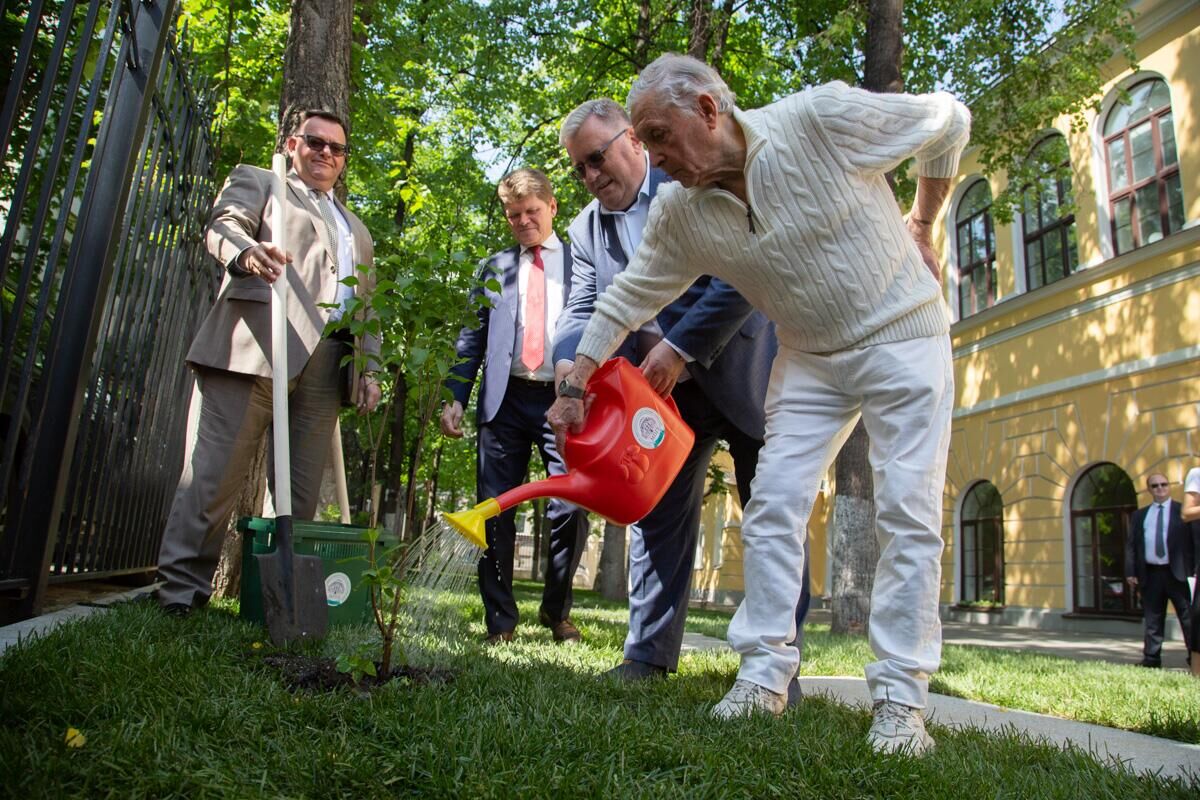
[312,190,340,273]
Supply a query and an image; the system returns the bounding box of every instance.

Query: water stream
[391,518,482,664]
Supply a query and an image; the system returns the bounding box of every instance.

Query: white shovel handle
[270,153,292,518]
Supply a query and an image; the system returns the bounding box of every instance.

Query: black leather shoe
[161,602,192,617]
[484,631,514,645]
[1137,660,1162,668]
[601,659,667,681]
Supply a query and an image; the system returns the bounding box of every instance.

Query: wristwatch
[557,378,585,400]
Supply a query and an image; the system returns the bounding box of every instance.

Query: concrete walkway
[4,588,1198,781]
[680,628,1199,781]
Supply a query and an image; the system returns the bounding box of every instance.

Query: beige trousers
[155,338,342,607]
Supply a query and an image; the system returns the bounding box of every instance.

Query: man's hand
[440,400,465,438]
[640,341,686,397]
[546,356,600,453]
[1126,576,1139,589]
[238,243,291,283]
[906,216,941,284]
[554,360,574,387]
[357,374,382,414]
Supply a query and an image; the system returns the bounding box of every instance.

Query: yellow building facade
[937,0,1199,634]
[694,0,1198,638]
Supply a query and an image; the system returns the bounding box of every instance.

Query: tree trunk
[382,371,407,528]
[708,0,736,73]
[595,522,627,600]
[634,0,652,68]
[276,0,354,196]
[830,0,904,636]
[213,438,268,600]
[830,420,877,634]
[686,0,713,62]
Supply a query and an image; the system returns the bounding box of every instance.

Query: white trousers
[727,334,953,709]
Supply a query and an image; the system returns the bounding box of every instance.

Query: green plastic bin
[238,516,395,628]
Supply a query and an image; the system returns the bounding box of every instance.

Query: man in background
[442,168,588,644]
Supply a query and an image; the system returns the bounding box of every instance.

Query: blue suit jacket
[447,241,574,425]
[553,168,775,440]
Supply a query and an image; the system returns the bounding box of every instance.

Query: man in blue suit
[442,168,588,645]
[555,99,810,689]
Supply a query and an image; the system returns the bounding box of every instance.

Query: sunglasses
[1149,482,1169,488]
[571,128,628,180]
[297,134,349,157]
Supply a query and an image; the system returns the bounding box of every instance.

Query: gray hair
[627,53,736,117]
[559,98,630,146]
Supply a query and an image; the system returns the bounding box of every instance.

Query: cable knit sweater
[576,82,971,362]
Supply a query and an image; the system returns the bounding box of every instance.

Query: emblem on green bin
[325,572,351,607]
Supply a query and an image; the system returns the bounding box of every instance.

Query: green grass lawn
[2,580,1198,798]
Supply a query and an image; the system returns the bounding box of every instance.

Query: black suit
[1126,500,1194,665]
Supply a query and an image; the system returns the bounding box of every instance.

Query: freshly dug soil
[261,653,455,693]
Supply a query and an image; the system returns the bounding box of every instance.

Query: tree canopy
[177,0,1136,520]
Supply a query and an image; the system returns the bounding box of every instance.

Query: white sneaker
[868,700,935,755]
[711,679,787,719]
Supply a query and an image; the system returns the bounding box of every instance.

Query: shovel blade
[256,548,329,646]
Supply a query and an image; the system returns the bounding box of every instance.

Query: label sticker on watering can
[325,572,351,606]
[631,408,666,448]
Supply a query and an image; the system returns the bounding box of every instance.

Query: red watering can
[444,357,695,548]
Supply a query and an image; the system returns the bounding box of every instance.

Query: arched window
[1070,464,1138,615]
[955,180,996,318]
[1023,135,1078,290]
[1103,79,1185,254]
[960,481,1004,605]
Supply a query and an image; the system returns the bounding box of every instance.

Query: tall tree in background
[829,0,903,636]
[276,0,353,168]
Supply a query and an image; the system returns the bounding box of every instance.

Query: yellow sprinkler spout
[442,498,500,549]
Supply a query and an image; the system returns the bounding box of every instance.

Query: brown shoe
[484,631,514,645]
[549,619,582,644]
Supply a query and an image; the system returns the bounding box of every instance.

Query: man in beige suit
[156,109,381,614]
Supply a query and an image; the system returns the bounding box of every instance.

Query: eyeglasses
[297,134,349,157]
[1149,482,1169,488]
[571,128,628,179]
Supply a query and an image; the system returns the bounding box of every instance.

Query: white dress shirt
[312,188,356,322]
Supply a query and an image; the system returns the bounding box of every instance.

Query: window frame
[959,481,1005,606]
[955,180,997,318]
[1103,78,1183,254]
[1022,135,1078,291]
[1069,464,1139,616]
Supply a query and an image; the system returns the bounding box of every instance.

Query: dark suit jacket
[554,167,775,440]
[1126,500,1195,583]
[446,240,574,425]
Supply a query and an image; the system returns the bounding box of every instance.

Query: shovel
[256,152,329,646]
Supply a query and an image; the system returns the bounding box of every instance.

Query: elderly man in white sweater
[548,53,970,755]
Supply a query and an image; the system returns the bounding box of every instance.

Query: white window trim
[1089,70,1178,265]
[947,176,997,322]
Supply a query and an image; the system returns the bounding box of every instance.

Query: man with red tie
[441,168,588,644]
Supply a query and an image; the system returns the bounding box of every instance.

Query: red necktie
[522,245,545,372]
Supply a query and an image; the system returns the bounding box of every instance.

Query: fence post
[2,0,179,624]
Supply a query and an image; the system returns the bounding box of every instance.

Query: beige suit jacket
[187,165,380,386]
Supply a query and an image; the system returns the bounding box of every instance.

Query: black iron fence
[0,0,218,622]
